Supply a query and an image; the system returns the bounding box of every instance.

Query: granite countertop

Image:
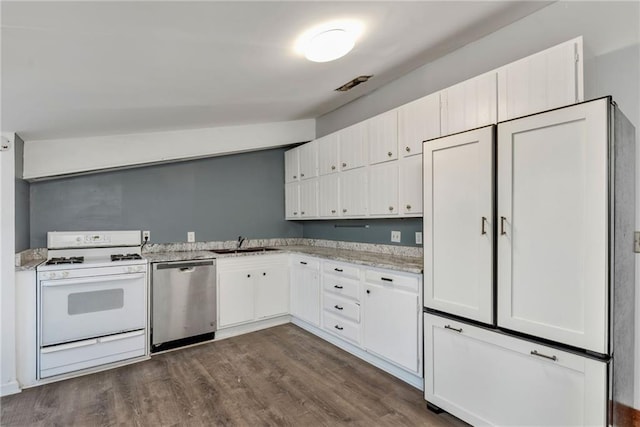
[16,258,46,271]
[143,251,217,263]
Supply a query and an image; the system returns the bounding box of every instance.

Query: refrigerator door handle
[530,350,557,362]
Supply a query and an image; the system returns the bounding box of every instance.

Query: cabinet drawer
[364,269,419,293]
[323,293,360,323]
[323,312,360,344]
[323,275,360,301]
[291,256,319,271]
[323,261,360,280]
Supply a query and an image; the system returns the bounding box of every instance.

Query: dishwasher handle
[155,260,214,270]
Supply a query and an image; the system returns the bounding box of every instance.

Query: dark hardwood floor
[2,324,466,426]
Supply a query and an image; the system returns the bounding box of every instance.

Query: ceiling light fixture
[295,20,364,63]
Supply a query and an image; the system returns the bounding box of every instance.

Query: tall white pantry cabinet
[423,97,636,426]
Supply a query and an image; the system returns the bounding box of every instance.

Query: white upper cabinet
[441,71,497,137]
[299,179,318,219]
[339,121,367,171]
[368,110,398,165]
[284,148,300,183]
[298,140,318,180]
[319,174,340,218]
[423,126,494,324]
[318,133,340,175]
[340,168,367,217]
[398,92,441,157]
[399,155,423,216]
[285,182,299,219]
[498,37,583,122]
[368,162,399,217]
[497,99,608,354]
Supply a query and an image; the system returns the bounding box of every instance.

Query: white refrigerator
[422,97,635,426]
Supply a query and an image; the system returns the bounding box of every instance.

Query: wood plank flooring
[2,324,466,426]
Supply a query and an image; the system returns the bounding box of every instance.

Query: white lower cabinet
[290,256,321,327]
[424,313,607,426]
[217,255,289,329]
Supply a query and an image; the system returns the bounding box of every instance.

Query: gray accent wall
[302,219,423,247]
[14,134,30,252]
[30,148,302,248]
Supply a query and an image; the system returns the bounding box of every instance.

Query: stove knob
[62,271,69,278]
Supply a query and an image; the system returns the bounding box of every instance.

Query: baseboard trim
[1,381,21,396]
[215,315,291,341]
[291,317,423,390]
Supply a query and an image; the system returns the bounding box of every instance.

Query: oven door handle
[40,273,146,287]
[98,329,145,343]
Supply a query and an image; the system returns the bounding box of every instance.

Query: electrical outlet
[415,232,423,245]
[187,231,196,243]
[142,231,150,241]
[391,231,401,243]
[635,231,640,253]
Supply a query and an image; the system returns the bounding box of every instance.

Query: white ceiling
[1,1,550,141]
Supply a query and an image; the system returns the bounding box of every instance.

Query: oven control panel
[47,231,141,249]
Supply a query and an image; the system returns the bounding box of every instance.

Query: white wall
[0,132,19,396]
[23,119,315,180]
[317,0,640,410]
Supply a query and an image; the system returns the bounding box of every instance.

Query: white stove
[36,231,148,379]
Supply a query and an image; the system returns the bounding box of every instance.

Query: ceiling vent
[335,75,373,92]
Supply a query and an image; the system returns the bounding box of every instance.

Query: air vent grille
[335,75,373,92]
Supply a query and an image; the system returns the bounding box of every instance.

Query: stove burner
[111,253,143,262]
[46,256,84,265]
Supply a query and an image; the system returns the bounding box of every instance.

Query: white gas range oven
[37,231,148,379]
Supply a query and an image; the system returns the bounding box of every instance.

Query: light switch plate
[391,231,401,243]
[415,232,423,245]
[142,231,150,241]
[187,231,196,243]
[635,231,640,253]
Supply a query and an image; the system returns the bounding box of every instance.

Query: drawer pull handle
[334,285,343,289]
[444,325,462,333]
[334,305,343,310]
[334,268,343,272]
[300,261,308,265]
[530,350,557,362]
[381,277,393,282]
[334,325,344,331]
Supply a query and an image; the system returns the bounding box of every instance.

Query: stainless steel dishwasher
[151,259,216,352]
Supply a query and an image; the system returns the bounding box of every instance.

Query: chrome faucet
[237,236,246,249]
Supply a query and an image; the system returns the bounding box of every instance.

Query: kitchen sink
[211,247,281,255]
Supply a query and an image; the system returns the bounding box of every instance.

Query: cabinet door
[218,269,255,328]
[318,133,340,175]
[368,162,399,216]
[363,283,419,373]
[424,126,494,324]
[255,264,289,319]
[319,174,340,218]
[399,155,422,215]
[424,314,607,427]
[284,148,300,183]
[290,265,320,326]
[441,71,497,136]
[340,168,367,217]
[285,182,299,219]
[398,92,441,157]
[339,122,367,171]
[497,99,608,354]
[299,140,318,180]
[498,37,583,121]
[299,179,318,218]
[368,110,398,164]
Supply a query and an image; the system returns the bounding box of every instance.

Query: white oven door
[40,273,146,346]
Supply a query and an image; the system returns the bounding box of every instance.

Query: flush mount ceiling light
[295,20,364,63]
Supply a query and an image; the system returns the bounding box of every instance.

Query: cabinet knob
[263,272,266,276]
[293,212,298,215]
[406,204,411,210]
[342,162,347,167]
[331,209,336,214]
[387,151,392,157]
[331,165,336,170]
[342,208,347,213]
[301,173,305,177]
[247,274,251,278]
[388,206,394,211]
[405,146,411,152]
[301,211,305,215]
[366,289,371,294]
[293,175,297,179]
